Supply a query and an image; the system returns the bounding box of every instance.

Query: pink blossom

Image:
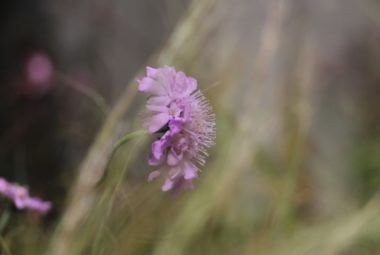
[138,66,196,133]
[0,177,51,214]
[26,52,52,86]
[16,51,53,98]
[138,66,216,193]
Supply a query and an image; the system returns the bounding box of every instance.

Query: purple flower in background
[0,177,51,214]
[15,51,53,98]
[138,66,216,193]
[26,52,53,86]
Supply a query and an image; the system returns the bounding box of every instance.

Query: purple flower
[25,197,52,214]
[0,177,51,214]
[138,66,216,193]
[138,66,197,133]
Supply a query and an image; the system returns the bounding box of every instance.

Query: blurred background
[0,0,380,254]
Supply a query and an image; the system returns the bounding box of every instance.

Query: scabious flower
[0,177,51,214]
[138,66,216,193]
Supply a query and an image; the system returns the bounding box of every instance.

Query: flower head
[0,177,51,214]
[138,66,197,133]
[138,66,216,193]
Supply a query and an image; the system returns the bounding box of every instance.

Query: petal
[147,96,171,107]
[153,66,176,94]
[151,134,170,159]
[148,152,162,166]
[146,96,171,112]
[148,170,161,182]
[0,178,8,193]
[186,77,197,94]
[26,198,51,213]
[183,161,197,180]
[138,77,166,95]
[162,178,174,192]
[146,66,158,77]
[14,197,27,209]
[146,104,168,113]
[144,113,170,133]
[168,119,184,135]
[167,150,183,166]
[170,72,197,98]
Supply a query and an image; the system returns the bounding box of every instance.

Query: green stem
[96,129,148,188]
[0,209,10,236]
[90,129,147,253]
[113,129,148,150]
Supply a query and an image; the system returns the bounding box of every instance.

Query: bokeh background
[0,0,380,254]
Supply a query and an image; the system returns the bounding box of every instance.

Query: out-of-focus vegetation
[0,0,380,254]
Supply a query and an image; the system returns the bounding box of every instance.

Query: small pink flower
[26,52,52,86]
[0,178,8,193]
[0,177,51,214]
[10,185,29,209]
[15,51,53,98]
[138,66,216,193]
[25,198,52,214]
